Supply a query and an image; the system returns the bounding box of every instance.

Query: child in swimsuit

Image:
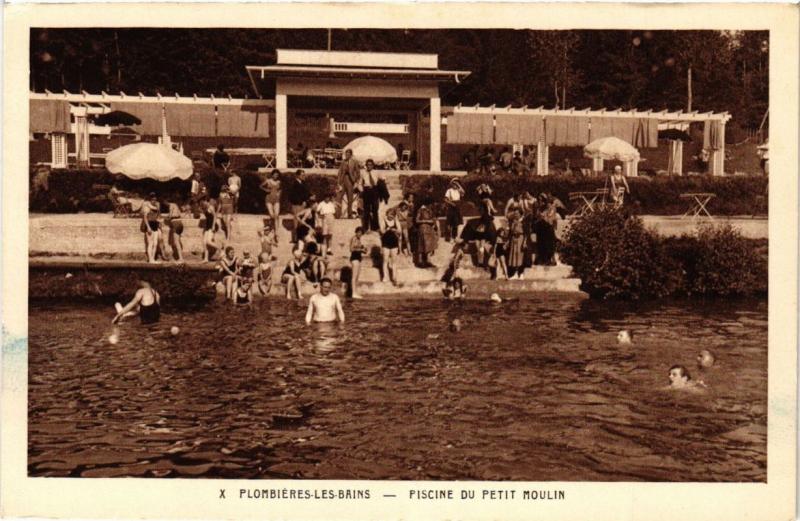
[494,226,509,280]
[239,251,256,285]
[258,221,278,257]
[256,252,274,296]
[349,227,367,299]
[316,193,337,257]
[396,200,412,256]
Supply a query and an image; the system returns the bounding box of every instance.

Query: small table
[680,192,715,218]
[569,189,609,216]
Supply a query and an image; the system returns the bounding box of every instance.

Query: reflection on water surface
[29,294,767,481]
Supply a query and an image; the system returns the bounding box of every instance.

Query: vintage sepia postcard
[2,2,797,520]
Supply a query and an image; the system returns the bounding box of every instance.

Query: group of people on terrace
[130,140,632,301]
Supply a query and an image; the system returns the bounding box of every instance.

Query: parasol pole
[160,104,171,147]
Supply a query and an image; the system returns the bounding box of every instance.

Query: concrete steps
[29,213,582,293]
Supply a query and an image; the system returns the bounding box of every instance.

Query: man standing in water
[305,277,345,324]
[112,280,160,324]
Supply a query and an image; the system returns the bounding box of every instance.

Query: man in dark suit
[337,149,360,218]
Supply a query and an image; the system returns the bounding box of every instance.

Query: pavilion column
[592,157,604,174]
[536,141,549,175]
[624,160,639,177]
[275,93,288,169]
[74,115,89,168]
[673,140,684,176]
[429,97,441,172]
[710,121,726,176]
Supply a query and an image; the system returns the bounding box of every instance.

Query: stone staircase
[29,172,583,295]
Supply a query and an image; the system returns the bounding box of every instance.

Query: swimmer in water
[617,330,632,344]
[441,242,468,300]
[697,349,716,368]
[305,277,345,324]
[112,280,160,325]
[233,277,253,305]
[667,365,707,391]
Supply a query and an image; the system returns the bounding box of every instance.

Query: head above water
[320,277,333,295]
[697,349,716,368]
[617,330,633,344]
[668,365,691,386]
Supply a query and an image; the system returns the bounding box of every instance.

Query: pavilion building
[29,48,733,175]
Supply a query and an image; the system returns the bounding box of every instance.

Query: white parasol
[343,136,398,166]
[583,136,641,162]
[106,143,193,181]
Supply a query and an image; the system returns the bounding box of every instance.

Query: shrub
[664,225,768,297]
[400,173,768,216]
[29,166,337,215]
[559,207,682,299]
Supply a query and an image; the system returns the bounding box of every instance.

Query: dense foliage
[663,226,768,296]
[30,29,768,131]
[559,207,682,299]
[401,173,768,216]
[560,207,767,299]
[29,167,337,214]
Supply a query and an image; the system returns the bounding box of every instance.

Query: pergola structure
[447,104,733,175]
[29,90,272,168]
[246,49,470,171]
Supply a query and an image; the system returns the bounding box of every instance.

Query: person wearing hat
[444,178,465,242]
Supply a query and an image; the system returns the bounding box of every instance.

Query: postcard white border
[2,3,797,520]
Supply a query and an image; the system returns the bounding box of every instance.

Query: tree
[527,31,581,108]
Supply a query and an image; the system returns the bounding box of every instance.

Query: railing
[331,121,409,134]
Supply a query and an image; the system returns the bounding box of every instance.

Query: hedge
[29,166,337,215]
[559,206,767,299]
[400,173,768,216]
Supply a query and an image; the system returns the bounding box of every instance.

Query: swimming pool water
[28,294,767,481]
